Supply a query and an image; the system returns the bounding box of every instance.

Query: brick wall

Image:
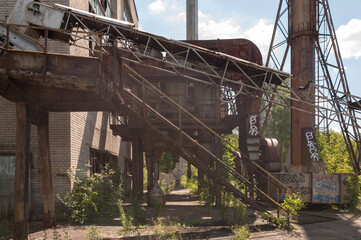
[70,112,121,177]
[0,0,127,221]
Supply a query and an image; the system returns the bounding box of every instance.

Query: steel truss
[266,0,361,174]
[2,1,361,173]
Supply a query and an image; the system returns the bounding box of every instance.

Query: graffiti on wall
[248,115,259,136]
[312,174,340,203]
[304,130,320,162]
[0,156,15,176]
[276,173,312,202]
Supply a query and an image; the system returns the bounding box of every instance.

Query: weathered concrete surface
[27,188,361,239]
[250,210,361,240]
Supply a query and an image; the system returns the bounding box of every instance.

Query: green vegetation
[260,193,305,231]
[317,130,354,173]
[231,225,250,240]
[57,165,122,224]
[160,151,176,174]
[262,95,291,164]
[86,225,102,240]
[317,130,361,210]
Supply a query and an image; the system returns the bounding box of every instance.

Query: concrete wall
[272,172,353,205]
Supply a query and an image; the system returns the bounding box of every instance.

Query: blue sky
[134,0,361,97]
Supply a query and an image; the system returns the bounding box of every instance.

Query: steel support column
[37,112,56,228]
[14,102,30,239]
[132,134,144,198]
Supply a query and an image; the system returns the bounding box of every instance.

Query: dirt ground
[27,188,361,239]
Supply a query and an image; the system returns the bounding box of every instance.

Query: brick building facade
[0,0,137,220]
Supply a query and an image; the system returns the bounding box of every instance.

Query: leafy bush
[86,225,102,240]
[260,193,305,231]
[58,165,122,224]
[232,225,250,240]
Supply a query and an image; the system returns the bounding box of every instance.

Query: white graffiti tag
[0,157,15,176]
[248,115,259,136]
[306,131,320,162]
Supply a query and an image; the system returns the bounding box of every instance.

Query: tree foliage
[317,130,353,173]
[262,104,291,163]
[159,151,176,174]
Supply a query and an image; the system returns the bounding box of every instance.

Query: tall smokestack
[290,0,317,172]
[186,0,198,40]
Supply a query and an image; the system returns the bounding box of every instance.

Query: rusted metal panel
[0,51,101,79]
[47,54,100,78]
[184,39,263,65]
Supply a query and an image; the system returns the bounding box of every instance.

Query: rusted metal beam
[37,112,56,228]
[0,51,101,79]
[131,133,143,198]
[14,102,30,239]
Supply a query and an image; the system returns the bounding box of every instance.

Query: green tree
[159,151,175,174]
[262,104,291,163]
[317,130,353,173]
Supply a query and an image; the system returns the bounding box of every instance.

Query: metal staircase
[111,63,290,217]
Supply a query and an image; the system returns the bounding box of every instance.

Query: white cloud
[336,19,361,59]
[198,11,242,40]
[198,12,273,57]
[243,19,273,57]
[148,0,166,15]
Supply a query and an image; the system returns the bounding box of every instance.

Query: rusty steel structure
[1,0,361,236]
[0,1,293,235]
[266,0,361,175]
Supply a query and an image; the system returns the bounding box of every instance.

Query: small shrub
[232,225,249,240]
[58,165,122,224]
[86,225,102,240]
[260,193,305,231]
[159,180,176,196]
[281,193,305,220]
[118,199,133,232]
